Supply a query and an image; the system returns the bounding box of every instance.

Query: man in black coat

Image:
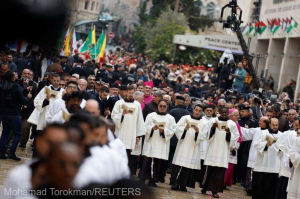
[142,91,163,120]
[166,96,190,174]
[69,59,88,78]
[15,53,29,77]
[83,61,96,77]
[61,56,72,74]
[90,86,109,117]
[220,60,236,90]
[188,82,201,98]
[0,70,31,161]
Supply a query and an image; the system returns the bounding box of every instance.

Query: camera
[28,80,34,86]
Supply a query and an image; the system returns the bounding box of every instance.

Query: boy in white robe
[200,107,239,198]
[33,74,63,131]
[139,100,176,187]
[252,118,283,199]
[171,104,208,191]
[275,118,299,199]
[287,134,300,199]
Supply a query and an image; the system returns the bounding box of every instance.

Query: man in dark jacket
[188,82,201,98]
[90,86,109,116]
[69,59,88,78]
[0,70,31,161]
[15,53,29,77]
[167,96,190,173]
[142,91,163,120]
[272,104,289,132]
[220,60,236,90]
[122,68,136,85]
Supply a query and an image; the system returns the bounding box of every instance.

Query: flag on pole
[282,18,287,31]
[267,19,272,32]
[91,32,105,59]
[259,21,267,35]
[60,27,70,56]
[254,21,260,36]
[98,35,107,64]
[244,23,254,36]
[80,25,96,53]
[287,17,298,33]
[71,28,77,53]
[271,19,280,34]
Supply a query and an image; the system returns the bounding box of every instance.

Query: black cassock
[170,165,198,188]
[252,171,279,199]
[275,176,289,199]
[200,165,226,193]
[138,156,165,182]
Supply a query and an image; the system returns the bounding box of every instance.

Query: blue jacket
[233,68,246,87]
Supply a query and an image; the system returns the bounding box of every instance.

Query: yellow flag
[98,35,107,63]
[92,26,96,44]
[64,29,73,56]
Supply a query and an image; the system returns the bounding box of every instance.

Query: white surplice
[200,116,216,160]
[4,161,37,199]
[253,129,283,173]
[287,137,300,199]
[240,127,262,168]
[276,130,297,178]
[33,86,64,130]
[107,129,128,164]
[111,99,145,150]
[204,119,239,168]
[73,145,130,189]
[46,98,86,124]
[142,112,176,160]
[172,115,208,170]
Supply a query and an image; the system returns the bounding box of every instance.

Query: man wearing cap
[70,59,88,78]
[220,60,236,90]
[106,85,128,120]
[142,81,154,110]
[99,64,115,84]
[122,67,136,85]
[236,104,257,186]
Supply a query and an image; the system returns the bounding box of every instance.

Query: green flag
[80,25,96,53]
[91,32,105,59]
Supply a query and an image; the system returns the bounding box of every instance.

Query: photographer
[0,70,32,161]
[19,69,38,148]
[248,92,263,120]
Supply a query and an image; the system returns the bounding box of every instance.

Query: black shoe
[232,180,236,185]
[148,180,157,187]
[171,184,179,190]
[138,179,145,184]
[212,193,219,198]
[0,152,7,159]
[167,168,172,174]
[179,186,187,192]
[8,153,21,161]
[19,143,26,148]
[159,178,165,183]
[201,188,206,194]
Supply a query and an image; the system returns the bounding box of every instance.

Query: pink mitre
[144,81,154,88]
[229,108,236,115]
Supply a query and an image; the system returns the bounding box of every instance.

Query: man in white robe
[46,81,86,124]
[200,107,239,198]
[111,85,145,172]
[51,92,83,124]
[252,118,283,199]
[240,116,270,195]
[138,100,176,187]
[171,104,208,191]
[275,118,299,199]
[198,104,216,183]
[32,74,64,131]
[287,134,300,199]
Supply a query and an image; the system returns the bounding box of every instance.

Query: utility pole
[174,0,180,12]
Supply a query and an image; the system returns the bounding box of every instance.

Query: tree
[138,0,149,25]
[143,8,188,61]
[132,26,147,54]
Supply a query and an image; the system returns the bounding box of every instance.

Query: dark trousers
[20,118,32,145]
[0,116,22,154]
[252,171,279,199]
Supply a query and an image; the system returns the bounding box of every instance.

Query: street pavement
[0,140,251,199]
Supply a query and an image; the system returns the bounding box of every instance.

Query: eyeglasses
[159,105,167,108]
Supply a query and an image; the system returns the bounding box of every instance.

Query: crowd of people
[0,46,300,199]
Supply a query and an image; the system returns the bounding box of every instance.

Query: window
[96,2,99,11]
[206,2,216,19]
[91,1,95,11]
[84,0,89,10]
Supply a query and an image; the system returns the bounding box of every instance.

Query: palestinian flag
[272,19,280,34]
[267,19,273,32]
[254,21,260,36]
[287,17,298,33]
[243,23,254,35]
[259,21,267,35]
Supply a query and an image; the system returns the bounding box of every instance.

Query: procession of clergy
[5,80,300,199]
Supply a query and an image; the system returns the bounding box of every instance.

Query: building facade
[249,0,300,100]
